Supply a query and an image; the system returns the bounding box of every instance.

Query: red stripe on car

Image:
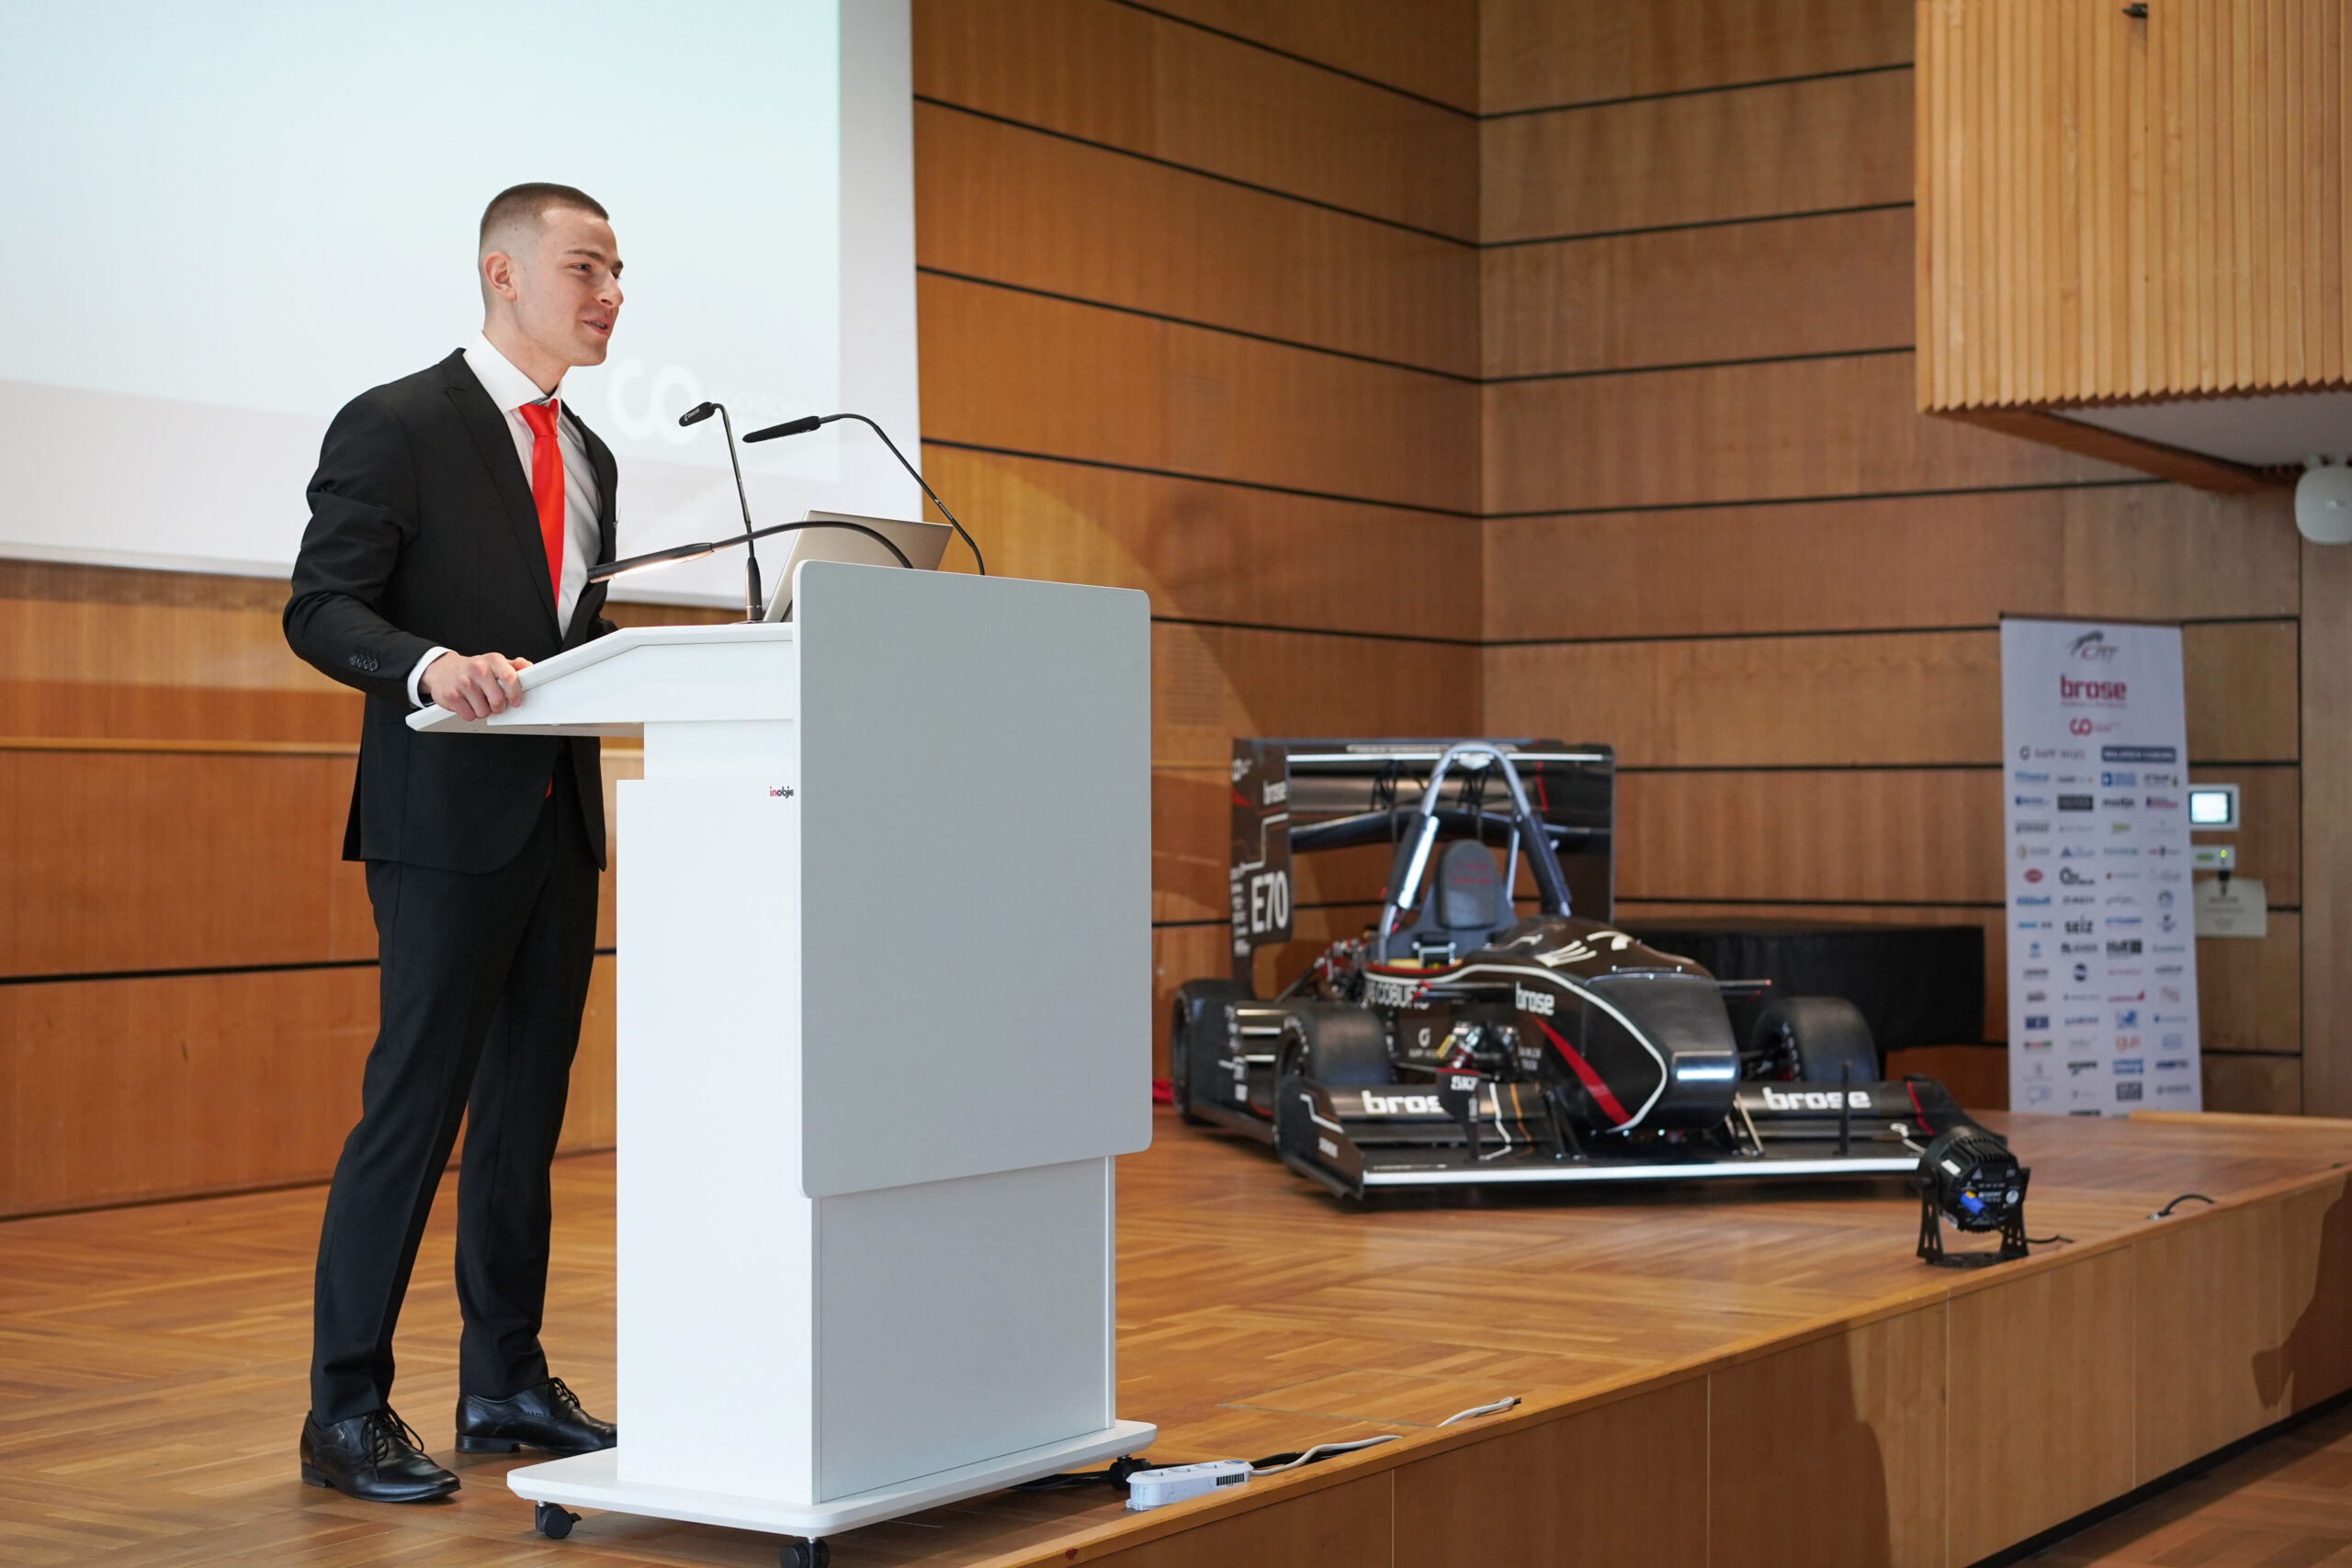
[1536,1017,1634,1127]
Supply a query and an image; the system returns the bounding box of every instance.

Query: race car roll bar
[1375,743,1574,945]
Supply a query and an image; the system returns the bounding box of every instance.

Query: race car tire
[1276,1003,1393,1088]
[1171,978,1252,1122]
[1751,996,1878,1084]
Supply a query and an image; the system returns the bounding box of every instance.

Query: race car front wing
[1271,1075,1933,1200]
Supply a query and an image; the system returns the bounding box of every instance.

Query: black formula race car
[1171,739,1987,1199]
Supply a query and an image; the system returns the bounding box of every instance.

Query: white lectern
[410,563,1156,1551]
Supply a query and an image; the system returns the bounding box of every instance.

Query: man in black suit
[285,183,627,1502]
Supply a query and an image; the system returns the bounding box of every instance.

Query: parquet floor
[2024,1402,2352,1567]
[5,1108,2352,1566]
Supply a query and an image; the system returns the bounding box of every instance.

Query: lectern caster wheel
[535,1501,579,1540]
[783,1539,830,1568]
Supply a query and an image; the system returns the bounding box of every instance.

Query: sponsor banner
[2001,619,2201,1115]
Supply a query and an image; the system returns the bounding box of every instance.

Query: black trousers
[310,768,601,1424]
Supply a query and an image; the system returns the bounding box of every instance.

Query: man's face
[485,206,624,371]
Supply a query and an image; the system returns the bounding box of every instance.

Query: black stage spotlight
[1915,1126,2031,1268]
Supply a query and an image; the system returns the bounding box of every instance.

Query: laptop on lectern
[761,512,953,622]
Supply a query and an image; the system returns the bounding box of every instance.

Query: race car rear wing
[1228,738,1614,981]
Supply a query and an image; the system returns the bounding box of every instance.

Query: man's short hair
[478,183,608,254]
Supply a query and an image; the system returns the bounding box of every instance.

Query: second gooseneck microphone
[742,412,984,576]
[677,400,764,619]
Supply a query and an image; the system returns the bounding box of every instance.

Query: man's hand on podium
[423,651,533,718]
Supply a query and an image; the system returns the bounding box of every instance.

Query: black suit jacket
[286,349,617,873]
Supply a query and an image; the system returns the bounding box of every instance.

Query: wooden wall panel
[2306,537,2352,1114]
[0,967,375,1215]
[1617,771,1998,906]
[1148,0,1480,111]
[916,104,1477,377]
[0,750,372,977]
[0,953,615,1220]
[913,0,1477,239]
[1917,0,2352,410]
[2206,1052,2305,1116]
[2135,1202,2290,1480]
[1480,0,1912,113]
[1485,484,2299,642]
[1481,208,1915,378]
[1709,1308,1948,1568]
[564,956,617,1155]
[1149,623,1480,771]
[1485,353,2136,516]
[918,448,1480,643]
[1390,1381,1709,1568]
[1154,771,1404,927]
[1484,623,2294,769]
[1482,70,1915,243]
[0,561,358,742]
[2186,623,2301,761]
[2199,919,2303,1056]
[2274,1178,2352,1413]
[1946,1248,2136,1562]
[1099,1472,1394,1568]
[922,273,1476,514]
[1487,632,2000,767]
[1884,1043,2009,1107]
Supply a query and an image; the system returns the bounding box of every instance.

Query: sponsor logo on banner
[2060,674,2129,703]
[2071,631,2120,662]
[2059,795,2095,810]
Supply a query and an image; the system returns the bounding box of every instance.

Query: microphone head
[678,401,718,427]
[743,414,824,443]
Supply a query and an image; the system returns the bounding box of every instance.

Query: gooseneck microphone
[677,400,764,620]
[586,517,914,587]
[742,412,985,576]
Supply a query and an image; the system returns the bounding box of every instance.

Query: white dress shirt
[406,333,605,705]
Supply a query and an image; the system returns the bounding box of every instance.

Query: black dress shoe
[455,1376,616,1457]
[300,1407,459,1502]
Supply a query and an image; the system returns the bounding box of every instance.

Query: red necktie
[517,400,566,605]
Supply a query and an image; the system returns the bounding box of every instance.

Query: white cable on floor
[1436,1396,1520,1426]
[1252,1437,1396,1475]
[1248,1395,1522,1475]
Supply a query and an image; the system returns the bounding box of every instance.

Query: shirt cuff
[407,647,453,708]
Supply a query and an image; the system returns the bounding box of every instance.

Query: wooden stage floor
[5,1107,2352,1567]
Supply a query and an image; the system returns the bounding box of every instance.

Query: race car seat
[1383,839,1510,961]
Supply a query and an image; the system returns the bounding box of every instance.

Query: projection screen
[0,0,918,605]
